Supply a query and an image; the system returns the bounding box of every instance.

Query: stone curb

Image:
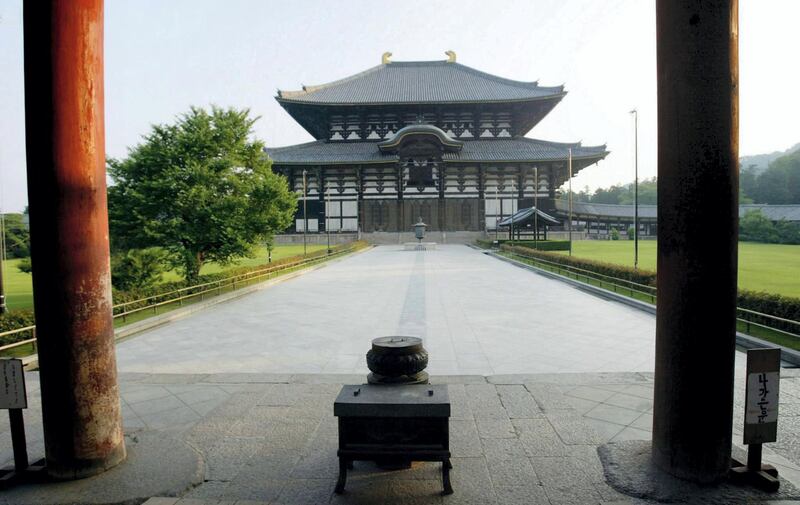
[487,249,800,367]
[24,247,372,370]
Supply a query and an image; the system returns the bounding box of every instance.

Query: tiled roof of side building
[553,201,800,222]
[277,60,565,105]
[264,138,608,165]
[555,201,658,219]
[740,204,800,222]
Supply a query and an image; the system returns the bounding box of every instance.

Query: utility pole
[568,148,573,256]
[0,212,7,314]
[631,109,639,269]
[302,169,307,256]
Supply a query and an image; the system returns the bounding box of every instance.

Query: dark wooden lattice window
[406,158,435,190]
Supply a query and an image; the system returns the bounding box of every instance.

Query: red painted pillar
[23,0,126,479]
[653,0,739,483]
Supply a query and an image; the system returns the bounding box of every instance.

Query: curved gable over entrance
[377,124,463,156]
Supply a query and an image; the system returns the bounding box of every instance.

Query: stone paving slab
[1,432,204,505]
[115,245,668,375]
[600,440,800,502]
[2,372,799,504]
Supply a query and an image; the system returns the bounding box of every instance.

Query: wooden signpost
[0,358,36,487]
[731,348,781,491]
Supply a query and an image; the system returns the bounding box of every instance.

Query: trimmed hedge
[476,239,570,251]
[0,309,36,345]
[112,240,369,312]
[511,240,570,251]
[1,241,368,348]
[502,243,800,334]
[737,290,800,334]
[501,244,658,286]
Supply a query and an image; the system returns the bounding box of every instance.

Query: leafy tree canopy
[741,149,800,204]
[563,178,658,205]
[1,213,30,258]
[108,106,296,281]
[111,248,165,291]
[739,209,800,244]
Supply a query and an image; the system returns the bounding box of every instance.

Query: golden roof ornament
[382,52,392,65]
[445,50,456,63]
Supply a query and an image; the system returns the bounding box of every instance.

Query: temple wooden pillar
[23,0,126,479]
[652,0,738,483]
[356,166,364,236]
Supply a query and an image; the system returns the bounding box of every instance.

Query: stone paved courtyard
[4,244,796,504]
[116,245,666,375]
[3,371,799,504]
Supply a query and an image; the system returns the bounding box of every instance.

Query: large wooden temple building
[265,51,608,241]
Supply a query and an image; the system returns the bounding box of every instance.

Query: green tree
[16,257,32,274]
[774,220,800,244]
[739,210,779,243]
[108,106,296,281]
[1,213,30,258]
[740,164,758,203]
[745,150,800,204]
[618,177,658,205]
[591,184,627,204]
[111,249,165,291]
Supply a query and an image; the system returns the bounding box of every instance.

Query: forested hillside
[565,145,800,205]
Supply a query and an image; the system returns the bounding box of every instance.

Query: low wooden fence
[0,245,363,358]
[500,248,800,348]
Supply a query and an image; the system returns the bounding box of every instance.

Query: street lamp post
[630,109,639,269]
[302,169,307,256]
[568,148,573,256]
[0,212,7,314]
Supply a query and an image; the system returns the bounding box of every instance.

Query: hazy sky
[1,0,799,212]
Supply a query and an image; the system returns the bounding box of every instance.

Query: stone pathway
[116,245,666,375]
[3,370,799,504]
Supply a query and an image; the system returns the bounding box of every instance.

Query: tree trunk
[183,251,203,282]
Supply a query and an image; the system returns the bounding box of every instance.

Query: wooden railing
[0,245,364,357]
[500,248,800,345]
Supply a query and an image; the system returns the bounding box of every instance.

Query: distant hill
[740,142,800,174]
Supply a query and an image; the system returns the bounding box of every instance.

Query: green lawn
[1,244,328,311]
[158,244,327,282]
[558,240,800,298]
[2,258,33,311]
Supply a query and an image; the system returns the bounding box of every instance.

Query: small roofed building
[497,206,561,240]
[265,51,608,242]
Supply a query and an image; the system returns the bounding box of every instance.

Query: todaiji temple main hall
[265,51,608,241]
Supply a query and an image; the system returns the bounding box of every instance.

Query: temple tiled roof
[277,61,564,105]
[498,207,561,227]
[265,138,608,166]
